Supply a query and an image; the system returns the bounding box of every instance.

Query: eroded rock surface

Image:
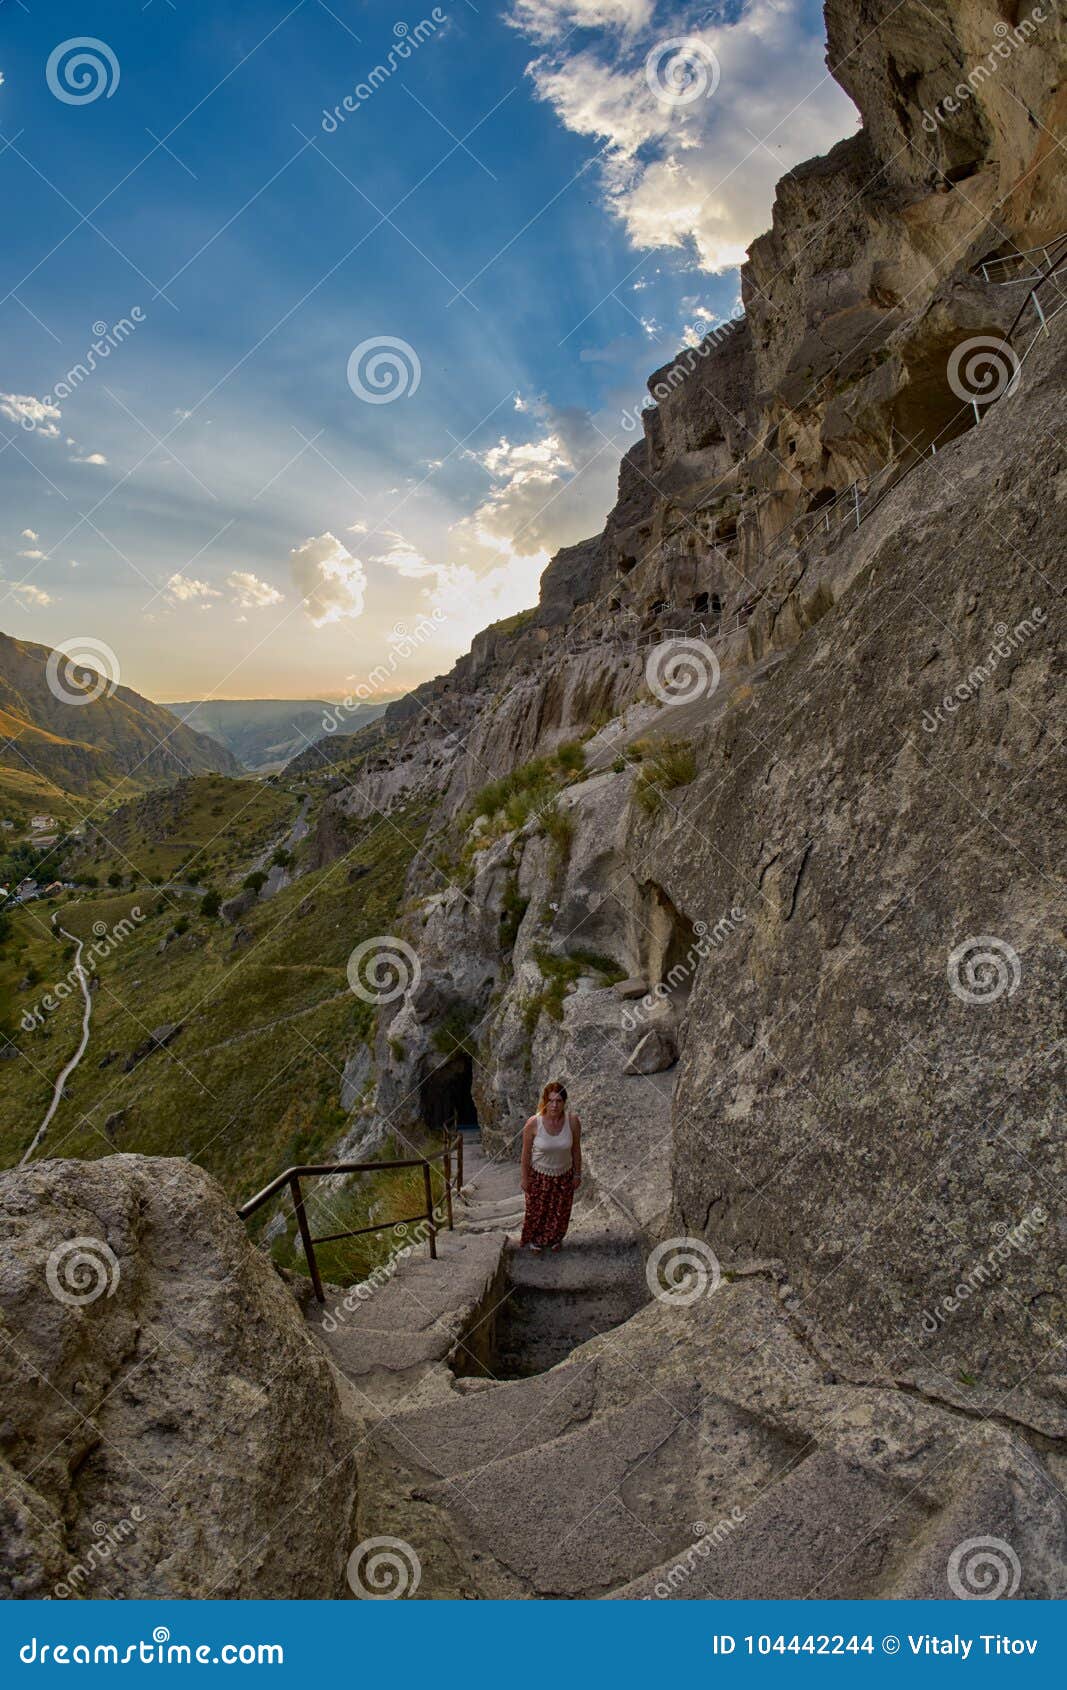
[0,1156,357,1598]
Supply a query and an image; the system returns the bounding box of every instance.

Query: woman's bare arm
[521,1117,537,1191]
[571,1115,582,1187]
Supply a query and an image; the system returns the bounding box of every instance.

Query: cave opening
[420,1051,479,1135]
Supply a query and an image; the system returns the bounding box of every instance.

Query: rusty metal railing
[237,1133,465,1304]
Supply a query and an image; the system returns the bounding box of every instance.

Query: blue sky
[0,0,855,701]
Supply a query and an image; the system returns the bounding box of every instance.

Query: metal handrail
[238,1133,465,1304]
[976,231,1067,285]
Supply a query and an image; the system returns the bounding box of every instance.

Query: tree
[107,871,122,888]
[243,870,267,893]
[200,888,221,919]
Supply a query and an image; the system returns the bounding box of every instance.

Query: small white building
[30,814,56,831]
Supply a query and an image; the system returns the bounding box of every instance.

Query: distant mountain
[167,697,390,772]
[0,631,239,821]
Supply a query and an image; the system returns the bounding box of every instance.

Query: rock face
[0,1156,357,1598]
[335,0,1065,1443]
[3,0,1064,1603]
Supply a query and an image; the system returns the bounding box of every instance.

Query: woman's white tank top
[531,1112,573,1175]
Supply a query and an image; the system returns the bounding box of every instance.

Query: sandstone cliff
[1,0,1063,1601]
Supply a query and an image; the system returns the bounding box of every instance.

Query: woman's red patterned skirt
[521,1169,575,1249]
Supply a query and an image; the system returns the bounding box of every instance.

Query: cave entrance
[643,883,698,1004]
[420,1051,479,1134]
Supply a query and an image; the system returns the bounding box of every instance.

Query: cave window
[711,592,722,617]
[788,439,797,455]
[649,599,668,617]
[420,1052,478,1134]
[608,597,621,612]
[617,555,637,576]
[692,592,709,614]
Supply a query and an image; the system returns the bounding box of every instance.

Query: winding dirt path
[20,919,94,1165]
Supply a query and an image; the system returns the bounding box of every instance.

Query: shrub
[634,739,696,816]
[555,740,585,776]
[200,889,221,919]
[540,802,574,868]
[243,870,267,893]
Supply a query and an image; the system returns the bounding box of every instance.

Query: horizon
[0,1,855,702]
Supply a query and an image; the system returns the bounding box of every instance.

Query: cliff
[0,0,1063,1600]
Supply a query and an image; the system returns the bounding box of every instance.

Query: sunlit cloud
[0,393,61,438]
[518,0,856,272]
[289,532,367,626]
[227,570,283,608]
[166,572,222,603]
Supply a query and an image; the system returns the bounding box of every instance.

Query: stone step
[305,1230,505,1402]
[369,1356,600,1482]
[415,1388,704,1597]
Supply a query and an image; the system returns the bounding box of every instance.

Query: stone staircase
[305,1134,1066,1599]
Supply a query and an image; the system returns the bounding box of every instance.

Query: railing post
[422,1162,437,1259]
[290,1174,325,1305]
[456,1132,464,1194]
[443,1143,455,1231]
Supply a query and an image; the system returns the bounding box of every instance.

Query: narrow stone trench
[492,1233,649,1378]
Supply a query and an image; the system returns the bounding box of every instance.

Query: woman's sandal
[549,1243,562,1252]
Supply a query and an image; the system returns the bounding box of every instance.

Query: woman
[519,1080,582,1253]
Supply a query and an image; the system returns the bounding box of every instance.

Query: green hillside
[0,631,240,820]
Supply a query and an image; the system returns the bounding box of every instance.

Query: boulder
[613,977,648,999]
[219,889,257,925]
[624,1028,678,1074]
[0,1156,357,1598]
[122,1023,182,1073]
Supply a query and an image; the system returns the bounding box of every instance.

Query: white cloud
[18,548,45,560]
[70,451,108,466]
[227,570,283,608]
[520,1,856,272]
[0,393,61,438]
[21,528,39,541]
[166,572,222,603]
[509,0,653,44]
[5,582,53,607]
[289,533,367,626]
[462,398,618,559]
